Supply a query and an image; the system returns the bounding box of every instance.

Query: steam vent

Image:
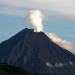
[0,28,75,75]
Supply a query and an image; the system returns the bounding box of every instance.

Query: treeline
[0,63,35,75]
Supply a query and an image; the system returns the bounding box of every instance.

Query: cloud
[0,6,27,16]
[0,0,75,16]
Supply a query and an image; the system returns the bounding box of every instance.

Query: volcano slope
[0,28,75,75]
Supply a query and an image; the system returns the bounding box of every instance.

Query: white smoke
[28,9,73,50]
[46,32,73,50]
[29,10,44,32]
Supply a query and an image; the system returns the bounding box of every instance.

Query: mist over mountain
[0,28,75,74]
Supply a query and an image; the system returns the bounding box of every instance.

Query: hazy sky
[0,0,75,53]
[0,0,75,16]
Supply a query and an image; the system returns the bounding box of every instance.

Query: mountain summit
[0,28,75,75]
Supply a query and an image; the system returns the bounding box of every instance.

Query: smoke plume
[28,9,73,50]
[46,32,73,50]
[29,10,44,32]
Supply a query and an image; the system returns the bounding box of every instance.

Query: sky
[0,0,75,53]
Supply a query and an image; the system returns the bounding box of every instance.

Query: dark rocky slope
[0,28,75,75]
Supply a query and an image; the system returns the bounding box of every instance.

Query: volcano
[0,28,75,75]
